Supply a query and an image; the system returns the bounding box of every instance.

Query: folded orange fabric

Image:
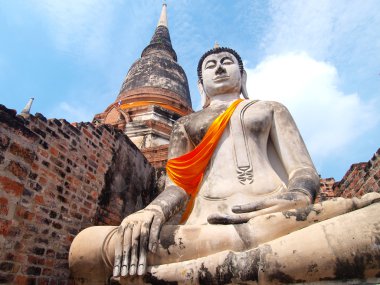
[166,99,244,222]
[120,100,188,116]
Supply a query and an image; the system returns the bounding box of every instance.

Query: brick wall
[318,148,380,201]
[0,105,157,284]
[317,177,336,202]
[142,144,169,169]
[333,148,380,198]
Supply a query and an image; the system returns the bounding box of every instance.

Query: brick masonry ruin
[0,105,158,284]
[318,148,380,201]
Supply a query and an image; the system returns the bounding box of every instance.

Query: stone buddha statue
[69,47,380,285]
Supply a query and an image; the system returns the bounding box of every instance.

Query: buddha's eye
[221,57,234,65]
[204,60,217,69]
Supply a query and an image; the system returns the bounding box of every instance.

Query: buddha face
[201,52,242,97]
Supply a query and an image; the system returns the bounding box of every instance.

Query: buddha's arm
[113,119,193,277]
[269,101,319,201]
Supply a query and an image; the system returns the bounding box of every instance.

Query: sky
[1,0,379,180]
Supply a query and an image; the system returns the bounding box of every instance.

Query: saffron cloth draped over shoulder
[166,99,244,222]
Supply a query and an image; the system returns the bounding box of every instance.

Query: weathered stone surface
[119,55,191,106]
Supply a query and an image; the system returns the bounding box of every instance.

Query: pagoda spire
[157,3,168,28]
[141,3,177,61]
[20,97,34,117]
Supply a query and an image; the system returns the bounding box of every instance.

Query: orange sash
[166,99,244,222]
[119,101,189,116]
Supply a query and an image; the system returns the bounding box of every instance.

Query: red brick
[42,268,53,277]
[38,176,48,186]
[0,176,24,196]
[38,148,49,159]
[0,219,12,235]
[45,258,54,267]
[0,133,10,150]
[82,128,93,139]
[9,253,27,263]
[14,275,28,285]
[90,190,98,200]
[0,197,9,216]
[6,160,28,180]
[34,195,44,205]
[79,207,90,215]
[50,147,59,157]
[9,142,36,165]
[28,255,45,265]
[16,205,35,221]
[38,278,50,285]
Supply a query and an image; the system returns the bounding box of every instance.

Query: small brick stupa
[93,4,193,168]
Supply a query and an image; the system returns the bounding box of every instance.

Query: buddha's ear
[198,80,210,108]
[241,70,249,99]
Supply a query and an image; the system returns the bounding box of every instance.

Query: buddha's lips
[213,75,230,82]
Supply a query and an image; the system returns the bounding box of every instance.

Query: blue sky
[1,0,379,180]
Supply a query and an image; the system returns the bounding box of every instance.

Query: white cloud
[263,0,380,63]
[246,53,378,167]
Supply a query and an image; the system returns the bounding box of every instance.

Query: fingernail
[137,264,145,275]
[113,265,120,277]
[152,243,157,253]
[129,264,136,275]
[121,265,128,276]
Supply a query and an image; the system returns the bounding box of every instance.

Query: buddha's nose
[215,65,226,75]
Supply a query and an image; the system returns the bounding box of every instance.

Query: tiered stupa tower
[93,4,193,168]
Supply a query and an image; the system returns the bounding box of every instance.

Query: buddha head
[197,47,248,108]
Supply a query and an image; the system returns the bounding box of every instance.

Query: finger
[232,199,274,213]
[245,205,281,220]
[120,223,133,276]
[113,225,124,277]
[207,213,250,224]
[149,215,163,253]
[129,222,141,275]
[137,221,150,275]
[209,205,281,224]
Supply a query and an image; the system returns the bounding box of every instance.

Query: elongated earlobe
[241,70,249,99]
[198,80,210,108]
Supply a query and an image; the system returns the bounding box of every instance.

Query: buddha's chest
[185,102,273,146]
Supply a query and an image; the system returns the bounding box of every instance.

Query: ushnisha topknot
[197,47,244,84]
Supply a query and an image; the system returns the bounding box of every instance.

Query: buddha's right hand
[113,207,165,277]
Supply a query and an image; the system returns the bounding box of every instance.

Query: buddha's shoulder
[175,106,226,127]
[253,100,290,112]
[253,100,286,107]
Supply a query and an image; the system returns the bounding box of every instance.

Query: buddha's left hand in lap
[207,191,311,224]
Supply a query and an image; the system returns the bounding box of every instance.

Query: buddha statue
[69,47,380,285]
